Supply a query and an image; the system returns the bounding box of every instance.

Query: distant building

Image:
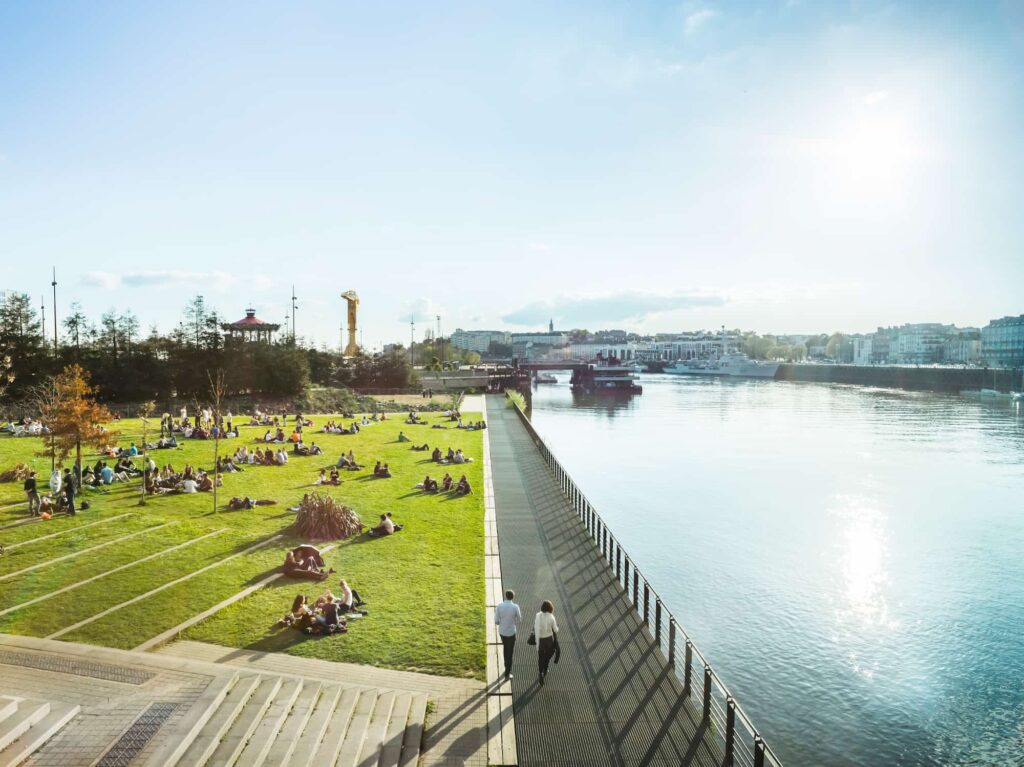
[450,329,511,353]
[981,315,1024,368]
[511,331,568,360]
[853,335,873,365]
[945,328,981,364]
[221,308,279,343]
[893,323,955,364]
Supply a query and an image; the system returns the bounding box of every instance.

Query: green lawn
[0,411,485,679]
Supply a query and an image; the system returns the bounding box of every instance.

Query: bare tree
[208,369,226,513]
[138,401,155,506]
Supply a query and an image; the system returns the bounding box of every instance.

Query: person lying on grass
[410,443,429,451]
[368,513,403,537]
[227,496,276,510]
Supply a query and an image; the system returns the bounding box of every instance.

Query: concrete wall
[777,364,1023,393]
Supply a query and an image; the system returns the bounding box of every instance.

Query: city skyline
[2,2,1023,348]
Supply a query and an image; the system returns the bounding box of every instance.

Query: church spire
[549,317,554,333]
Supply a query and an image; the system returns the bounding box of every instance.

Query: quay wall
[776,364,1022,393]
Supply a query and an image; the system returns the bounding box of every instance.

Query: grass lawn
[0,410,485,679]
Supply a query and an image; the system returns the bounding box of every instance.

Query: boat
[664,352,780,379]
[570,360,642,394]
[534,373,558,384]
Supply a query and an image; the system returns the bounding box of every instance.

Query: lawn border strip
[0,527,230,618]
[0,521,177,583]
[481,395,518,765]
[134,542,339,652]
[0,513,70,531]
[48,534,284,639]
[2,513,134,551]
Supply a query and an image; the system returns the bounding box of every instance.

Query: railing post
[615,547,621,584]
[684,640,693,696]
[602,527,607,559]
[702,665,712,721]
[754,737,765,767]
[668,618,676,666]
[725,697,736,766]
[643,582,650,624]
[633,570,639,606]
[655,599,662,644]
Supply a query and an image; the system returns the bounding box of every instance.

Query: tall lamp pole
[410,316,415,368]
[51,268,58,355]
[437,314,443,368]
[291,286,298,344]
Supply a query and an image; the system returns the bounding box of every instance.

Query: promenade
[486,395,718,766]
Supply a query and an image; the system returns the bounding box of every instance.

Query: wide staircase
[0,635,431,767]
[145,671,426,767]
[0,696,79,767]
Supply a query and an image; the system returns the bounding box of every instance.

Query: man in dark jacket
[62,468,76,516]
[24,471,39,516]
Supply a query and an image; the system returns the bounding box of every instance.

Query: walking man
[24,471,40,516]
[494,589,521,681]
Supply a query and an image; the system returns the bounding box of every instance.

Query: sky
[1,1,1023,350]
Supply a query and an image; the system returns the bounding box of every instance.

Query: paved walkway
[486,395,717,767]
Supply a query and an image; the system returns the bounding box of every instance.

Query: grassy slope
[0,411,485,679]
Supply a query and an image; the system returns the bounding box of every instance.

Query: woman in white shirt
[534,600,559,685]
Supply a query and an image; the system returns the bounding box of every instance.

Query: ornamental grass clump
[0,463,32,482]
[292,492,363,541]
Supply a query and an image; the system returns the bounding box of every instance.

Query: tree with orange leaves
[37,364,118,472]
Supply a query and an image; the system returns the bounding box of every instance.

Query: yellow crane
[341,291,360,356]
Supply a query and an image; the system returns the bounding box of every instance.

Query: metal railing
[509,396,784,767]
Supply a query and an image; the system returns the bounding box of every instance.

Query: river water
[526,375,1024,767]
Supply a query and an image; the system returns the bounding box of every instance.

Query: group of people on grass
[277,582,367,636]
[430,446,472,465]
[418,473,472,495]
[144,464,222,494]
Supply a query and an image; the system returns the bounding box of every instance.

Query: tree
[465,351,481,365]
[0,292,46,394]
[208,370,225,513]
[137,401,155,506]
[0,354,14,399]
[63,302,89,355]
[37,365,118,471]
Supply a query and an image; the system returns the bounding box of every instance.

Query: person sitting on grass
[373,462,392,479]
[276,448,289,466]
[294,440,311,456]
[309,441,323,456]
[431,447,443,462]
[442,473,453,491]
[316,468,327,485]
[397,431,412,443]
[182,475,198,493]
[417,475,438,492]
[455,475,473,495]
[368,512,403,537]
[336,579,367,615]
[277,594,314,630]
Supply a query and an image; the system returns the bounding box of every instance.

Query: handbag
[526,631,536,646]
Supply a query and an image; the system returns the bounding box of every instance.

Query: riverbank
[776,362,1022,393]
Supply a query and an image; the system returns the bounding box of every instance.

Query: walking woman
[534,600,559,685]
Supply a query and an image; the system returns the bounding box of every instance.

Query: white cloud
[80,270,272,292]
[398,298,447,325]
[685,9,718,36]
[863,89,890,105]
[502,290,727,327]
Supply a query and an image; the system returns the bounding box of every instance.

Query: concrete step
[356,690,395,767]
[378,691,412,767]
[261,681,321,767]
[288,683,342,767]
[0,700,50,753]
[310,686,359,766]
[177,674,261,767]
[397,693,428,767]
[335,690,377,767]
[0,701,79,767]
[206,675,282,766]
[142,671,240,767]
[0,699,19,726]
[233,678,302,767]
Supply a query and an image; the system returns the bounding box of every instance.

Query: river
[525,374,1024,767]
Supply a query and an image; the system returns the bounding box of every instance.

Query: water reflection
[831,495,892,629]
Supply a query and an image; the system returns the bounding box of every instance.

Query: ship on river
[664,352,780,379]
[570,358,643,394]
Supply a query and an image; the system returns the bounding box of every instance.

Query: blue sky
[2,1,1022,349]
